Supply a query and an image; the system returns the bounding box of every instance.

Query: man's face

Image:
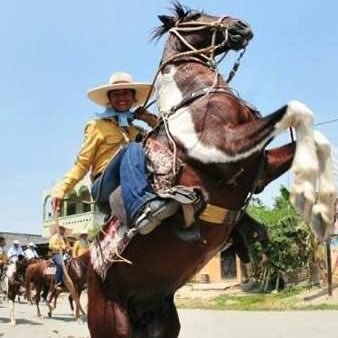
[108,89,136,112]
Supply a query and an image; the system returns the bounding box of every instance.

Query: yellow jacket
[52,118,141,199]
[72,239,90,257]
[49,234,70,254]
[0,246,6,261]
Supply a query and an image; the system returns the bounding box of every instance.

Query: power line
[315,118,338,127]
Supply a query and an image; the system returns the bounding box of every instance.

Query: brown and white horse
[87,3,336,338]
[5,255,30,326]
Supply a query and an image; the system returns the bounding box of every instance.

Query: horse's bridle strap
[199,203,239,224]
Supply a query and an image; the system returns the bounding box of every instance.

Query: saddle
[95,136,208,235]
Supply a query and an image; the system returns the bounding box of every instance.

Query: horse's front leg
[254,142,296,194]
[7,287,16,326]
[88,266,131,338]
[311,130,336,240]
[8,298,15,326]
[45,286,55,317]
[34,287,43,318]
[68,294,74,312]
[274,101,319,222]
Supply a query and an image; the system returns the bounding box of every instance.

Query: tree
[247,185,314,290]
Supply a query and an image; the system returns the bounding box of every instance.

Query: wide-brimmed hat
[13,240,20,245]
[87,72,152,107]
[49,223,72,236]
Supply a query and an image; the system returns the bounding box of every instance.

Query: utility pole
[326,237,333,297]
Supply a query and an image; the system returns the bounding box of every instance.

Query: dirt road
[1,292,338,337]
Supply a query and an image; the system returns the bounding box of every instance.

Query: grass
[175,286,338,311]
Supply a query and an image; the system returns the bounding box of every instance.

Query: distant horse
[87,3,336,338]
[48,253,89,319]
[6,255,30,326]
[24,259,55,318]
[25,256,87,320]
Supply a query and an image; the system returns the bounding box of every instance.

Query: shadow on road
[0,316,43,325]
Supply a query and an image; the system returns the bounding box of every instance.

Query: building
[42,175,105,237]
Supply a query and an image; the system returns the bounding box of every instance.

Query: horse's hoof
[47,311,52,318]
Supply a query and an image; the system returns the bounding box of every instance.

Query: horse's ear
[158,15,176,29]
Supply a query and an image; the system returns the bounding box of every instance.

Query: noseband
[168,16,230,66]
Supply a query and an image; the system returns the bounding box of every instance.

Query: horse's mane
[152,1,203,41]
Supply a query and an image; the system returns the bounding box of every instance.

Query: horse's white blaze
[167,106,275,163]
[156,66,276,163]
[156,66,183,112]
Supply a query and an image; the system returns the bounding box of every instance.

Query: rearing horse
[87,3,336,338]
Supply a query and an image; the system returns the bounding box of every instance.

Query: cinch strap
[199,203,239,224]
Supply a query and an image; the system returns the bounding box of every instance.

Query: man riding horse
[51,72,179,235]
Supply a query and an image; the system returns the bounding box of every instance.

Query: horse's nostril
[235,20,253,39]
[237,20,250,29]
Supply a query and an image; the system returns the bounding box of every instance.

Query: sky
[1,0,337,235]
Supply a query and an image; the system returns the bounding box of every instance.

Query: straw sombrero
[49,223,72,236]
[87,72,152,107]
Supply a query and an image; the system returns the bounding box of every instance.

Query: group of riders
[0,228,90,296]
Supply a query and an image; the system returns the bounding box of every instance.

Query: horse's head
[154,2,253,60]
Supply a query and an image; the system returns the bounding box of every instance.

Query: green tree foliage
[248,186,313,273]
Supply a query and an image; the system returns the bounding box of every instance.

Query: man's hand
[134,106,148,119]
[51,197,63,215]
[134,106,158,128]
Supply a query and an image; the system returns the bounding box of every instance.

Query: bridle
[142,15,248,109]
[168,16,231,67]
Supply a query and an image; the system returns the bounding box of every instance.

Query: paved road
[1,295,338,337]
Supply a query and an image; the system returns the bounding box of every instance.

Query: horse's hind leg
[88,266,130,338]
[68,294,74,312]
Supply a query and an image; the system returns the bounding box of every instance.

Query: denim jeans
[91,143,156,222]
[52,254,63,285]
